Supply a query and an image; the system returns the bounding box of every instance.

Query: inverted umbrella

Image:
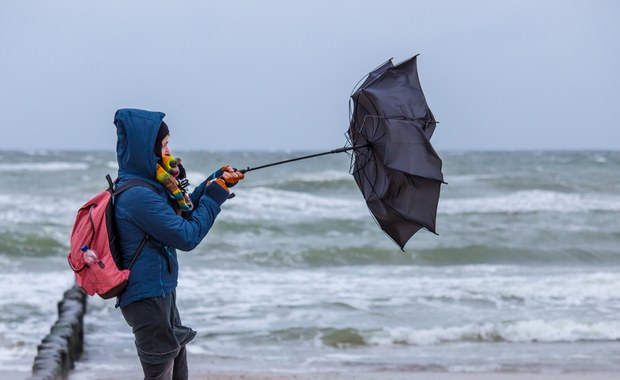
[347,55,443,249]
[240,55,443,249]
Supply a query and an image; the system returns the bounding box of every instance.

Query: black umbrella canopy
[348,55,444,250]
[351,55,437,141]
[355,58,394,92]
[239,54,443,250]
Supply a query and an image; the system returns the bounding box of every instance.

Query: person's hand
[208,165,244,187]
[221,166,245,188]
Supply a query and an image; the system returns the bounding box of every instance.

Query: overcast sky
[1,0,618,151]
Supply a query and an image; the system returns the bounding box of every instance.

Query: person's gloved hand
[208,165,245,188]
[222,166,244,188]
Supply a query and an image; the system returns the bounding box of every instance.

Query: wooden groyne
[27,285,87,380]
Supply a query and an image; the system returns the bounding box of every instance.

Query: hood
[114,108,166,179]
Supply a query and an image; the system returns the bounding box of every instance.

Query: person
[112,108,244,380]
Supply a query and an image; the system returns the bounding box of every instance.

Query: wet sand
[198,372,618,380]
[67,354,620,380]
[84,370,619,380]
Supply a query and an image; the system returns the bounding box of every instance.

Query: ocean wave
[0,230,66,257]
[591,154,607,164]
[407,244,620,266]
[224,187,368,221]
[441,190,620,214]
[0,271,74,370]
[0,194,79,225]
[444,173,500,184]
[239,319,620,348]
[192,237,620,267]
[371,319,620,345]
[0,162,89,172]
[405,270,620,308]
[179,267,620,322]
[216,245,414,268]
[262,170,353,184]
[271,170,355,187]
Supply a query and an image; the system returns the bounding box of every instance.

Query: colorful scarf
[156,154,193,212]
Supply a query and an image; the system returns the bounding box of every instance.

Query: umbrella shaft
[240,145,366,173]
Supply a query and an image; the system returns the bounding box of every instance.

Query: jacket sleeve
[119,182,230,251]
[189,180,208,206]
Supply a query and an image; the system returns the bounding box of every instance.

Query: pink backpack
[67,175,156,299]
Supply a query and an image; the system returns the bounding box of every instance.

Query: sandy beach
[200,372,620,380]
[68,355,620,380]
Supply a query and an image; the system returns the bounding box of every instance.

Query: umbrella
[240,54,443,249]
[347,55,443,249]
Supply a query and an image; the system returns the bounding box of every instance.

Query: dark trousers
[140,345,188,380]
[121,292,196,380]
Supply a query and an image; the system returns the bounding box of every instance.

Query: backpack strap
[106,174,115,192]
[112,178,159,196]
[127,236,149,270]
[106,174,160,270]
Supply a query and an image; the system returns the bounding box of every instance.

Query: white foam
[371,319,620,346]
[279,170,353,184]
[0,194,79,225]
[106,161,119,169]
[443,173,499,184]
[0,162,88,172]
[225,187,368,221]
[180,267,620,315]
[186,267,620,347]
[484,272,620,306]
[441,190,620,214]
[386,270,620,308]
[448,364,503,373]
[0,272,74,308]
[0,271,74,369]
[591,154,607,164]
[0,347,33,371]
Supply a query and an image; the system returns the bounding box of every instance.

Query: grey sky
[1,0,618,151]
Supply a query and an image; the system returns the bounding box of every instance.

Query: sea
[1,150,620,379]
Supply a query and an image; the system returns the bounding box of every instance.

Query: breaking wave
[441,190,620,214]
[234,319,620,348]
[369,319,620,346]
[0,162,89,172]
[225,187,367,222]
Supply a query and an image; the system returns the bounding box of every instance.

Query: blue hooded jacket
[113,108,229,308]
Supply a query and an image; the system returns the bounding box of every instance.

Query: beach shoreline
[87,370,620,380]
[14,364,620,380]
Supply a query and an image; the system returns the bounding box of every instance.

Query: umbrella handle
[239,145,366,174]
